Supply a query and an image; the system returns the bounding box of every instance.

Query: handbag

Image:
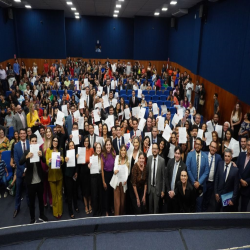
[199,99,205,105]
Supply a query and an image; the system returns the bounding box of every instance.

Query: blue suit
[236,152,250,211]
[65,114,73,135]
[186,150,209,212]
[14,140,30,210]
[202,152,222,211]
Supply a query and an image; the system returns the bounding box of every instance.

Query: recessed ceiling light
[114,10,119,13]
[113,14,118,17]
[75,16,80,19]
[14,0,21,2]
[71,7,76,10]
[66,1,72,5]
[75,12,79,15]
[154,12,160,16]
[170,1,177,5]
[118,0,124,1]
[116,4,121,8]
[162,7,168,11]
[25,5,31,8]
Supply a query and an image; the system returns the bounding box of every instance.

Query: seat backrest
[1,151,12,175]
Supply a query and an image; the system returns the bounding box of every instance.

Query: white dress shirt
[224,162,232,181]
[196,151,201,180]
[208,153,215,181]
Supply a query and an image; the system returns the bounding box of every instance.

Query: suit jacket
[14,140,30,178]
[65,114,73,135]
[204,152,222,181]
[146,155,165,196]
[85,94,93,111]
[112,136,125,155]
[88,116,101,126]
[103,85,115,96]
[19,149,45,185]
[165,158,187,193]
[236,152,250,196]
[13,112,27,132]
[214,161,239,204]
[189,136,204,151]
[186,150,209,190]
[129,96,140,108]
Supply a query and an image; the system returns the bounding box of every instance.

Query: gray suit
[146,155,165,213]
[13,112,27,132]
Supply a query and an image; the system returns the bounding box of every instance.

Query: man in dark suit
[177,109,192,128]
[186,137,209,212]
[129,90,140,108]
[146,143,165,213]
[221,121,230,141]
[19,134,48,224]
[214,148,239,212]
[236,138,250,212]
[189,125,199,151]
[165,146,187,213]
[88,124,97,149]
[112,125,125,155]
[202,141,222,212]
[13,105,27,132]
[85,86,93,111]
[13,128,30,218]
[129,118,142,141]
[65,105,76,136]
[103,80,115,96]
[88,110,101,126]
[151,126,161,145]
[194,114,202,129]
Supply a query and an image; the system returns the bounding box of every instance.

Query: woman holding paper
[27,103,40,133]
[101,138,116,216]
[79,136,94,214]
[41,127,53,208]
[222,129,233,155]
[46,135,64,219]
[111,145,130,216]
[40,109,51,127]
[64,141,79,219]
[131,152,147,214]
[88,142,102,216]
[212,131,222,154]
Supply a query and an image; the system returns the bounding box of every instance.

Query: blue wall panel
[0,8,16,62]
[14,9,66,59]
[133,17,169,60]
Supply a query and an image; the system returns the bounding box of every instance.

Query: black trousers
[215,200,237,212]
[91,174,102,216]
[64,176,78,216]
[132,186,146,214]
[166,195,179,213]
[202,181,214,212]
[240,194,250,212]
[27,182,44,220]
[103,171,113,213]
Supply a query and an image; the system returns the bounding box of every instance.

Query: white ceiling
[7,0,203,18]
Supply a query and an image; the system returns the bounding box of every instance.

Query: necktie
[196,154,200,181]
[91,136,93,148]
[20,113,25,128]
[209,155,214,169]
[224,164,228,182]
[118,138,120,150]
[93,117,95,125]
[135,131,136,136]
[72,115,74,124]
[153,158,156,186]
[153,139,156,143]
[171,161,178,191]
[133,97,135,104]
[23,142,26,152]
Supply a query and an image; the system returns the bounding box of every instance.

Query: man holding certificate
[19,134,48,224]
[214,148,239,212]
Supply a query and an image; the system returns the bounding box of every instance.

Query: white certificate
[93,110,100,122]
[77,147,86,164]
[74,110,80,119]
[78,117,84,130]
[197,129,204,139]
[191,115,194,125]
[34,130,44,147]
[61,105,68,117]
[179,127,187,144]
[115,92,119,99]
[96,136,103,147]
[90,155,99,174]
[206,120,214,132]
[81,90,86,99]
[138,118,146,131]
[153,103,158,115]
[84,78,88,85]
[144,132,152,143]
[177,108,184,119]
[66,149,75,167]
[30,144,40,163]
[56,110,64,126]
[161,105,168,115]
[215,125,223,138]
[205,131,212,146]
[138,108,146,119]
[95,102,102,109]
[103,95,110,108]
[137,89,142,98]
[97,86,103,97]
[94,125,99,136]
[51,152,61,169]
[162,124,172,141]
[117,165,128,183]
[132,107,140,117]
[124,133,130,144]
[147,145,152,157]
[228,138,240,158]
[72,130,79,145]
[111,81,116,90]
[168,144,175,158]
[79,99,85,109]
[126,141,134,158]
[111,98,117,108]
[172,114,181,127]
[124,108,131,119]
[136,130,141,137]
[158,116,165,131]
[75,80,79,90]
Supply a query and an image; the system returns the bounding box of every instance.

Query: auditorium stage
[0,213,250,250]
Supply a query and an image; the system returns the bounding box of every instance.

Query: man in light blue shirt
[13,59,20,84]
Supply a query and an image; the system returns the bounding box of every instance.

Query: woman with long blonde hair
[27,103,40,133]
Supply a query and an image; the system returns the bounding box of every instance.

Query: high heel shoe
[85,207,89,214]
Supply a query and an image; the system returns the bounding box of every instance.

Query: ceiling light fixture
[116,4,121,8]
[14,0,21,2]
[154,12,160,15]
[25,5,31,8]
[113,14,118,17]
[162,7,168,11]
[114,10,119,13]
[118,0,124,1]
[170,1,177,5]
[75,12,79,15]
[66,2,73,5]
[75,16,80,19]
[71,7,76,10]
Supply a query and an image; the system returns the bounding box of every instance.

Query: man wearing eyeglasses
[186,137,209,212]
[202,141,222,212]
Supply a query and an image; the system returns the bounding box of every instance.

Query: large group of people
[0,58,249,224]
